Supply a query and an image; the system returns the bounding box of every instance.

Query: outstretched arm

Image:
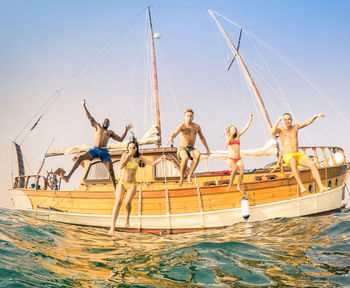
[141,155,166,166]
[111,123,133,142]
[198,126,210,155]
[238,113,253,137]
[166,124,182,146]
[298,113,325,129]
[270,116,283,136]
[82,100,98,129]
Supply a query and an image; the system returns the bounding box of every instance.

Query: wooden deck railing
[13,173,59,190]
[299,146,346,168]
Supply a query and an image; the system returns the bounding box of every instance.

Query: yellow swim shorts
[283,152,309,166]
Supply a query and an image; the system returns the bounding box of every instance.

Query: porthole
[335,178,338,186]
[308,184,313,193]
[266,174,277,180]
[327,180,332,188]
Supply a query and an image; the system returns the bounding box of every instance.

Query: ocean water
[0,207,350,288]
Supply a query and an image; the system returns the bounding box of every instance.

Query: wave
[0,207,349,287]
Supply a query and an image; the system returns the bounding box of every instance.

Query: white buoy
[153,32,161,39]
[241,196,250,221]
[334,152,345,164]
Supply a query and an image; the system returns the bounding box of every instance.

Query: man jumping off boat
[167,108,211,186]
[271,112,329,193]
[56,100,132,189]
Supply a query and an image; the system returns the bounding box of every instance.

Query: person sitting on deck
[108,140,166,236]
[56,99,132,189]
[166,108,211,187]
[270,112,330,193]
[225,113,253,193]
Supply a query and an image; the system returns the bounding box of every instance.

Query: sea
[0,207,349,288]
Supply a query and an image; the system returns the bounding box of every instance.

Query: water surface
[0,207,349,287]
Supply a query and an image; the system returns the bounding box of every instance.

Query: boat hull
[9,183,346,234]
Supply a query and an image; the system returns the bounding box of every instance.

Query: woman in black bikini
[225,113,253,192]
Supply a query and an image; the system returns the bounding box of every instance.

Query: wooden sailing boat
[9,8,350,234]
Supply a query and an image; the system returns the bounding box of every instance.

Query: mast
[147,6,162,147]
[208,9,273,129]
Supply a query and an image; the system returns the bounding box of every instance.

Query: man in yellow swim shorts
[271,112,329,193]
[283,152,309,166]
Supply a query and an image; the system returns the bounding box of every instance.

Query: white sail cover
[200,138,278,160]
[48,125,160,156]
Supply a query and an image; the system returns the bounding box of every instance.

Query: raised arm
[270,116,283,136]
[119,152,131,169]
[238,113,253,137]
[198,126,210,155]
[166,124,183,146]
[82,99,98,129]
[141,154,166,166]
[111,124,132,142]
[298,113,325,129]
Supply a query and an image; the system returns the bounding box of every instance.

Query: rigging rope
[246,35,292,114]
[210,17,246,123]
[14,8,148,146]
[212,9,350,128]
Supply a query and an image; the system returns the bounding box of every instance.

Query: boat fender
[241,196,250,221]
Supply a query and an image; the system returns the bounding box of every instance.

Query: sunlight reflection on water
[0,207,349,287]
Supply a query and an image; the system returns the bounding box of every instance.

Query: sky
[1,0,350,209]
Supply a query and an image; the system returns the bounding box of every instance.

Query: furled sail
[47,125,160,156]
[200,138,278,160]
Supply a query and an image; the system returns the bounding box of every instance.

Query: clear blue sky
[1,0,350,208]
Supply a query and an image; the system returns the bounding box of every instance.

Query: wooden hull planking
[9,165,348,233]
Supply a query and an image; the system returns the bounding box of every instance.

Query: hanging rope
[194,174,206,228]
[138,158,143,231]
[162,148,171,233]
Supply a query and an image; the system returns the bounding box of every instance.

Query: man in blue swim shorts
[57,100,132,189]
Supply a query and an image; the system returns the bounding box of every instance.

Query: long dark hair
[226,125,238,139]
[127,132,145,167]
[127,141,140,158]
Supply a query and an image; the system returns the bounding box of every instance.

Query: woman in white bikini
[108,141,166,235]
[225,113,253,193]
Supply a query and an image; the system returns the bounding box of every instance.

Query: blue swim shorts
[88,146,112,163]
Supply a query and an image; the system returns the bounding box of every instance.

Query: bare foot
[237,184,245,194]
[178,178,184,187]
[61,175,69,183]
[125,220,129,228]
[108,227,114,236]
[320,186,330,193]
[55,168,68,182]
[300,186,307,193]
[187,175,193,184]
[225,185,232,192]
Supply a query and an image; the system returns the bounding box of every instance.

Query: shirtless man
[57,100,132,189]
[167,108,211,186]
[271,112,329,193]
